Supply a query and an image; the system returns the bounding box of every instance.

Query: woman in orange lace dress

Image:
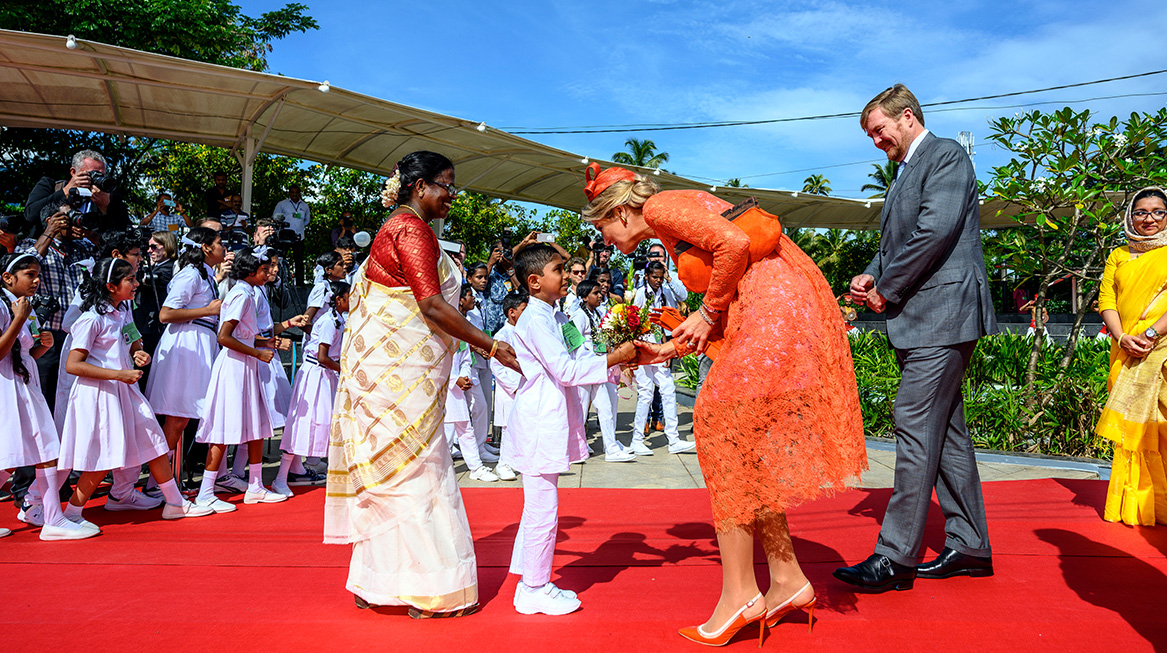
[583,165,866,644]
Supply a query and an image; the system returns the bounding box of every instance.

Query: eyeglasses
[148,243,163,251]
[429,181,458,196]
[1133,209,1167,219]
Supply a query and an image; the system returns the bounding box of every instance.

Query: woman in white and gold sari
[324,151,520,617]
[1096,186,1167,526]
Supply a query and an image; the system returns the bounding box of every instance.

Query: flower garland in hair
[380,166,402,208]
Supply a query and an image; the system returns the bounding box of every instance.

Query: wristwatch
[1145,327,1159,340]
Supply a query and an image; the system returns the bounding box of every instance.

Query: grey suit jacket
[863,132,998,349]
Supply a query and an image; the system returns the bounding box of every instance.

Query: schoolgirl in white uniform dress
[273,281,348,497]
[57,258,212,530]
[193,248,287,510]
[1,253,91,540]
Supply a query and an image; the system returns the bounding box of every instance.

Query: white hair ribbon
[253,245,272,261]
[180,235,200,250]
[4,252,39,274]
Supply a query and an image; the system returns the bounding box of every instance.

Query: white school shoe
[667,440,697,454]
[214,473,249,494]
[494,463,518,481]
[605,449,637,463]
[40,521,100,541]
[162,500,215,520]
[0,527,11,538]
[479,449,501,463]
[105,490,165,511]
[513,581,582,616]
[630,441,654,456]
[65,514,102,533]
[244,487,289,504]
[468,467,500,483]
[194,497,238,513]
[270,481,295,498]
[17,503,44,527]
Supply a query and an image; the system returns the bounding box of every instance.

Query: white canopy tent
[0,29,1022,229]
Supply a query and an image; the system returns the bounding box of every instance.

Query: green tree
[725,178,747,188]
[801,174,832,195]
[860,160,898,198]
[986,107,1167,397]
[612,138,669,169]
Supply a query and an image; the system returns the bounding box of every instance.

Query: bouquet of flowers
[595,302,661,353]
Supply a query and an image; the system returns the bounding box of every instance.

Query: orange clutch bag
[674,197,784,294]
[650,307,723,361]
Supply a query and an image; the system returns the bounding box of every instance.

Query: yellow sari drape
[324,253,478,611]
[1096,245,1167,526]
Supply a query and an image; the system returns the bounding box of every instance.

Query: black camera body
[499,229,514,261]
[64,188,102,231]
[29,294,60,324]
[222,227,250,252]
[270,220,301,251]
[87,170,119,193]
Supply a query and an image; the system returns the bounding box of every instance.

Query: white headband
[106,259,119,284]
[4,252,38,274]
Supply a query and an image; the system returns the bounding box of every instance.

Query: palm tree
[802,174,831,195]
[612,138,669,169]
[861,161,898,198]
[725,178,747,188]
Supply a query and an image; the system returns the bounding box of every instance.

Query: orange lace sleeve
[366,215,442,300]
[643,190,750,312]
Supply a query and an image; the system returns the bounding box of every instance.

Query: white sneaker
[40,522,99,541]
[17,503,44,526]
[65,514,102,533]
[162,500,215,520]
[214,473,249,494]
[105,490,165,511]
[479,449,500,463]
[667,440,697,454]
[513,581,582,615]
[468,467,499,482]
[195,497,237,513]
[0,527,10,538]
[270,481,295,497]
[546,582,577,599]
[494,463,518,481]
[630,441,654,456]
[244,487,289,504]
[605,449,637,463]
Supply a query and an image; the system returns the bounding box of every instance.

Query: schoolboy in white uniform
[506,244,637,615]
[445,283,496,482]
[630,261,696,455]
[489,292,527,481]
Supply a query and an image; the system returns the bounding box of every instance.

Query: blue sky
[242,0,1167,200]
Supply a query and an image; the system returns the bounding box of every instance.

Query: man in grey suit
[834,84,998,592]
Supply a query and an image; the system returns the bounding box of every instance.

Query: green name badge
[27,314,39,337]
[122,321,142,346]
[561,322,584,352]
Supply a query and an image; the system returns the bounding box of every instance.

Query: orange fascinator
[583,162,636,202]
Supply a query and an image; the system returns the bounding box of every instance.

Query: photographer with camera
[272,185,310,285]
[482,230,569,334]
[585,237,625,299]
[135,231,178,360]
[330,211,358,248]
[23,149,129,237]
[140,192,194,233]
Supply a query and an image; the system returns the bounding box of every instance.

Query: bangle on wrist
[697,305,716,326]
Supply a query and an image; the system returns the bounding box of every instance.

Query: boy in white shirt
[630,262,697,455]
[506,244,638,615]
[445,283,496,482]
[490,292,528,481]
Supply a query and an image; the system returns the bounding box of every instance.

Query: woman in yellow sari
[323,151,520,616]
[1096,186,1167,526]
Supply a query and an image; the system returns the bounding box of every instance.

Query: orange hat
[584,162,636,202]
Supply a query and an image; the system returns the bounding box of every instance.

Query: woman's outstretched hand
[633,340,675,365]
[494,340,521,373]
[671,310,716,354]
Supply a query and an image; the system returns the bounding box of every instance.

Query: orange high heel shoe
[678,593,766,647]
[764,581,817,632]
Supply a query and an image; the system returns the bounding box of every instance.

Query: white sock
[158,479,183,506]
[275,453,294,487]
[232,447,248,477]
[64,502,84,521]
[36,467,70,528]
[248,463,264,493]
[197,468,219,504]
[289,455,306,475]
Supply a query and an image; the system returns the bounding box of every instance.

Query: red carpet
[1,479,1165,652]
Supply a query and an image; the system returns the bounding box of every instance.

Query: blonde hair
[861,83,925,129]
[582,174,661,222]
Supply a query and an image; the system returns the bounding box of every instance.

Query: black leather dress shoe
[833,553,916,592]
[916,547,993,579]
